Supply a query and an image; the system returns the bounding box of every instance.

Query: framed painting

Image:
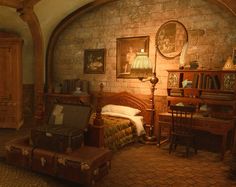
[116,36,150,78]
[84,48,105,74]
[156,20,188,59]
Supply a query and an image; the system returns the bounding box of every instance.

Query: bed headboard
[101,91,150,123]
[89,86,151,147]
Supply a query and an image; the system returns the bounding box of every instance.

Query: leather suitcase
[5,136,33,169]
[31,148,57,176]
[30,125,84,153]
[56,146,112,186]
[30,104,92,153]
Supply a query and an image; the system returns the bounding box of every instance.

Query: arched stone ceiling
[34,0,94,53]
[217,0,236,16]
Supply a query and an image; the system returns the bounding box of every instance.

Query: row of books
[200,91,234,100]
[191,73,221,89]
[170,89,183,96]
[60,79,89,94]
[61,79,80,93]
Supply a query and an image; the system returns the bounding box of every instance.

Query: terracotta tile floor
[96,143,236,187]
[1,122,236,187]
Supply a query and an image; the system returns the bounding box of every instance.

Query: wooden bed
[86,84,150,150]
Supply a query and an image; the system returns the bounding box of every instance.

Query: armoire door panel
[0,33,23,129]
[0,47,12,99]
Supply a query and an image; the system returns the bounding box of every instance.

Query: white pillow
[102,104,141,116]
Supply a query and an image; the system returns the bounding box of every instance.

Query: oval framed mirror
[156,20,188,59]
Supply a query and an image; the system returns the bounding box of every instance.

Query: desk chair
[169,105,197,157]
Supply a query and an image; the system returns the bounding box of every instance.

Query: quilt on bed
[89,113,138,151]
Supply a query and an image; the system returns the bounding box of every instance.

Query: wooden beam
[18,7,44,119]
[0,0,44,119]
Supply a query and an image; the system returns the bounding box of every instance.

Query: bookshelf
[167,69,236,119]
[45,79,91,116]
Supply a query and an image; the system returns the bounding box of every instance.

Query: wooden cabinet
[0,33,23,129]
[167,69,236,119]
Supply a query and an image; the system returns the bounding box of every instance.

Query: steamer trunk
[5,136,33,169]
[31,148,57,176]
[56,146,112,185]
[30,126,84,153]
[30,104,92,153]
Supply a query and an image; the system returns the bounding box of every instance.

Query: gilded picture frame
[156,20,188,59]
[116,36,150,78]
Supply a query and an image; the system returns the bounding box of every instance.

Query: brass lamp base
[143,135,157,145]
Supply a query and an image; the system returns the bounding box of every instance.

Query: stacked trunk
[6,137,112,186]
[5,103,112,186]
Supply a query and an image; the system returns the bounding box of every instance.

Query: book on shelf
[200,91,234,100]
[202,73,207,89]
[61,79,81,94]
[198,73,204,89]
[212,75,220,89]
[170,89,183,96]
[192,73,199,88]
[170,93,183,96]
[205,75,210,89]
[200,73,220,90]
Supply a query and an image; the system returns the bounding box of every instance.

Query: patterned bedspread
[89,113,138,151]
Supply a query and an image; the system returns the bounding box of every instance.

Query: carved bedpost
[87,83,105,147]
[94,83,104,126]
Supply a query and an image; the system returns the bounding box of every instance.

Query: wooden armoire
[0,32,23,129]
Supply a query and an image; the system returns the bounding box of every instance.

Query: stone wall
[52,0,236,96]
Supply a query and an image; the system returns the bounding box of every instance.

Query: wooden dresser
[0,32,23,129]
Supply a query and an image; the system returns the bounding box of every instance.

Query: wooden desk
[158,112,234,160]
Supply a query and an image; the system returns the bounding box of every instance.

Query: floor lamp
[132,49,159,144]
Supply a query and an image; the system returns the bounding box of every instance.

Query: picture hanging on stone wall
[84,48,105,74]
[156,20,188,59]
[116,36,150,79]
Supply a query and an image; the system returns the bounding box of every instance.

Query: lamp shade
[131,51,152,70]
[131,50,152,78]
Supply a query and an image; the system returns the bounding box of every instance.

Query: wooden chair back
[170,105,196,135]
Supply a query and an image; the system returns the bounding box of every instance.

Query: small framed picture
[84,49,105,74]
[232,47,236,65]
